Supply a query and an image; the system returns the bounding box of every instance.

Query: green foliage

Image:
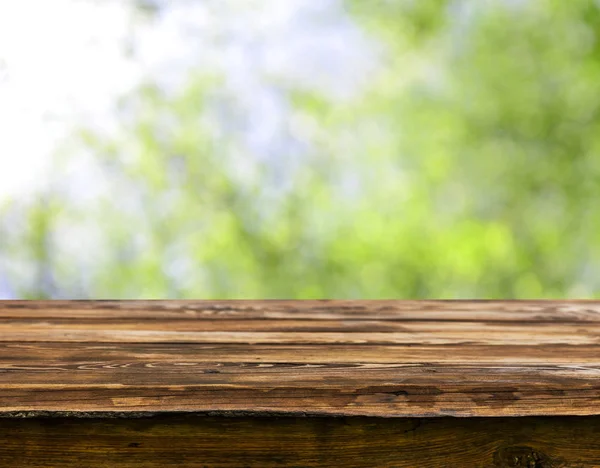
[3,0,600,298]
[336,0,600,297]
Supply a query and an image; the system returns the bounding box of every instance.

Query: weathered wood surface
[1,300,600,417]
[2,414,600,467]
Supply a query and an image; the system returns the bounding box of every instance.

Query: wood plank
[3,342,599,365]
[0,320,598,344]
[1,414,600,467]
[3,299,600,322]
[0,300,599,417]
[0,364,599,416]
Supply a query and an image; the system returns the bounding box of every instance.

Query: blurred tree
[325,0,600,297]
[2,0,600,298]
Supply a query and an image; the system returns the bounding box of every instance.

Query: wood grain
[1,414,600,467]
[1,300,599,417]
[3,299,600,321]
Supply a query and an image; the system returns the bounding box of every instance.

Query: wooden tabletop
[1,300,599,418]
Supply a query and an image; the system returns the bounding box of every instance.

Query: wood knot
[493,446,553,467]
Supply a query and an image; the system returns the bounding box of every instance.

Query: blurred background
[1,0,600,299]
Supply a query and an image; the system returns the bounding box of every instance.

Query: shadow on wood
[1,414,599,467]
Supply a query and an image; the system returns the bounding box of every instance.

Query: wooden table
[1,300,599,467]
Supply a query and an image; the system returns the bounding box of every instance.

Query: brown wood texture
[1,300,600,417]
[1,414,600,467]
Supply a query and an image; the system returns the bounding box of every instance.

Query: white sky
[0,0,138,199]
[0,0,376,203]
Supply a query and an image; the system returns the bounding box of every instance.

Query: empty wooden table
[1,300,599,467]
